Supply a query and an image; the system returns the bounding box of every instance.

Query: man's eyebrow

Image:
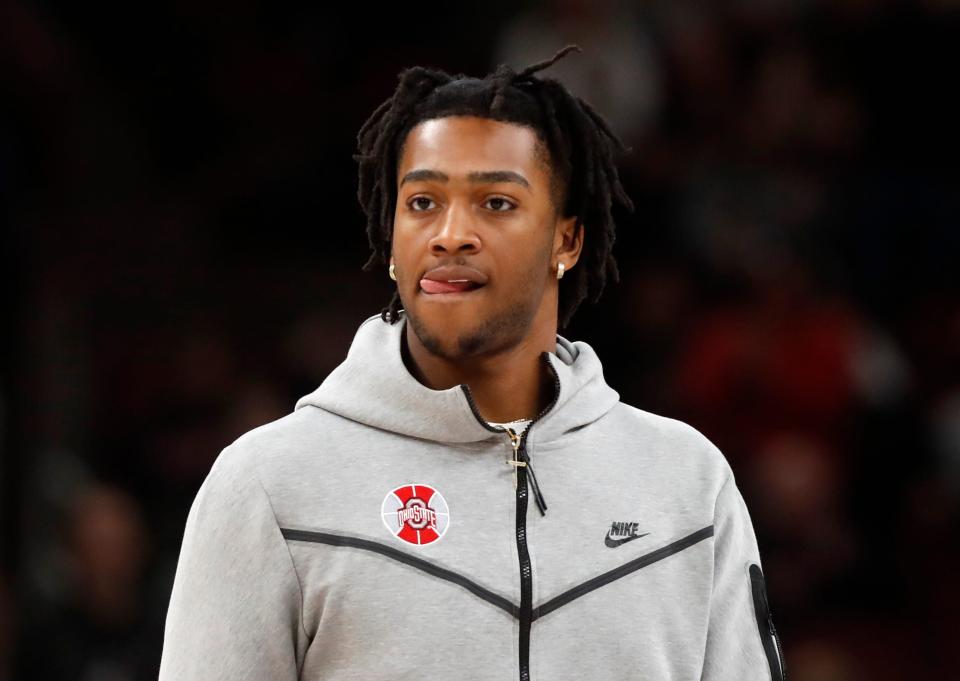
[399,169,449,186]
[467,170,530,188]
[399,169,531,189]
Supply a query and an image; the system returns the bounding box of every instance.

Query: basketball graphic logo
[381,483,450,545]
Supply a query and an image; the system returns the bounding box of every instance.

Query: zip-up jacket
[159,313,786,680]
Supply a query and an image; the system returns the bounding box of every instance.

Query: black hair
[354,45,633,329]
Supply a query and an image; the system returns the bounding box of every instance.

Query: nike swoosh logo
[604,532,649,548]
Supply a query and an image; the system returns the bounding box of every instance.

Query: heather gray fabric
[159,313,783,680]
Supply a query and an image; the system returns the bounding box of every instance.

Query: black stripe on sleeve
[281,527,520,619]
[532,525,715,621]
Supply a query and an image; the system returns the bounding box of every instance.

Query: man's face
[392,115,569,361]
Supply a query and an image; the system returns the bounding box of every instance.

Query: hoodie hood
[295,313,619,445]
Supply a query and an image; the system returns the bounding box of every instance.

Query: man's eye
[484,197,516,212]
[409,197,436,212]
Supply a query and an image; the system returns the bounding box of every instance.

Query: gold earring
[556,263,565,280]
[389,263,397,281]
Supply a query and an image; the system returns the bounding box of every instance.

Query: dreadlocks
[354,45,633,329]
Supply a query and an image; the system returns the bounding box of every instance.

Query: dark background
[2,1,958,679]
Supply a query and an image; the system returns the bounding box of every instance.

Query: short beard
[405,295,540,362]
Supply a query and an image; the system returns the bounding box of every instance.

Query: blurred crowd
[2,1,957,679]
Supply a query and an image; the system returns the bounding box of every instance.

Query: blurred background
[2,0,958,678]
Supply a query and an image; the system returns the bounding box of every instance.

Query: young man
[159,47,785,680]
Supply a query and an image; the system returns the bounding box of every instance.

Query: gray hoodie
[159,313,785,680]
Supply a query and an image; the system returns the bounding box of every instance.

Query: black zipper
[749,563,786,681]
[514,461,533,681]
[461,353,560,681]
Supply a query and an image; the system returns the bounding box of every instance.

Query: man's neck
[402,323,557,425]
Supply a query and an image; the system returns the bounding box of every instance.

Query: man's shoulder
[229,406,319,451]
[603,401,732,476]
[206,405,340,482]
[606,400,716,443]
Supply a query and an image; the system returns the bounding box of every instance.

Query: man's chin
[406,313,486,361]
[407,306,525,360]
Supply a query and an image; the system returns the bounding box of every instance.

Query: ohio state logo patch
[381,483,449,546]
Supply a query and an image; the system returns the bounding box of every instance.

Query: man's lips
[420,279,481,294]
[419,265,488,295]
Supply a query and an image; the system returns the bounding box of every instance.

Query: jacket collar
[295,313,619,445]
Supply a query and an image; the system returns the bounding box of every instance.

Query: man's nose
[428,201,481,254]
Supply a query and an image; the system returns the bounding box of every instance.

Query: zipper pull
[503,428,548,516]
[503,427,526,490]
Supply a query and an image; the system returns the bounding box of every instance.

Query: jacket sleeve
[701,472,786,681]
[159,445,308,680]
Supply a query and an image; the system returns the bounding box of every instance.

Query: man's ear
[553,215,583,272]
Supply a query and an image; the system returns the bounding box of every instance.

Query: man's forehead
[398,116,551,178]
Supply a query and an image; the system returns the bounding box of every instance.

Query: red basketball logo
[381,483,450,545]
